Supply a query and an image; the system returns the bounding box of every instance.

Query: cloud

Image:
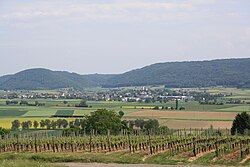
[0,0,199,23]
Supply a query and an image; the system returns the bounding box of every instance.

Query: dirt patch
[60,163,213,167]
[240,155,250,163]
[188,150,215,162]
[219,150,241,162]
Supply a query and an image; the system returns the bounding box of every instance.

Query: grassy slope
[0,159,62,167]
[0,150,249,166]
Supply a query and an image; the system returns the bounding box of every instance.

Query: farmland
[0,130,250,166]
[0,87,249,129]
[0,88,250,166]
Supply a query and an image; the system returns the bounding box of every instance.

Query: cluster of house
[1,87,194,102]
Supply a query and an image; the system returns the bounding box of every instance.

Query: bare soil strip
[240,155,250,164]
[188,150,215,162]
[60,163,209,167]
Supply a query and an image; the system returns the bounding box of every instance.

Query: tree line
[10,109,167,135]
[9,109,250,136]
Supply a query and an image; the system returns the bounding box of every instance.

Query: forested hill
[0,58,249,90]
[0,69,114,90]
[103,58,250,88]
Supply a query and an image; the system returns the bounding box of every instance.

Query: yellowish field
[126,110,238,119]
[126,110,237,129]
[159,119,232,129]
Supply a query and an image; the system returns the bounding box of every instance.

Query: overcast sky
[0,0,250,76]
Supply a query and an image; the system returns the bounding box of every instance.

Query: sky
[0,0,250,76]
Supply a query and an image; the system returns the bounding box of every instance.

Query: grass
[54,110,74,116]
[0,109,28,117]
[0,150,250,166]
[218,105,250,112]
[0,159,62,167]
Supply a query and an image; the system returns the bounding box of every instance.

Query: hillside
[0,69,98,90]
[0,58,249,90]
[104,58,250,88]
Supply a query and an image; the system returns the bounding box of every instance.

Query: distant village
[0,86,240,104]
[1,87,195,103]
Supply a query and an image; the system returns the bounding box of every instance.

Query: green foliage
[0,127,10,138]
[133,119,160,131]
[11,120,20,130]
[0,68,101,90]
[63,125,81,136]
[104,58,250,88]
[33,120,39,129]
[144,119,159,130]
[179,106,185,110]
[1,59,250,90]
[40,120,46,128]
[21,121,32,130]
[231,112,250,135]
[85,109,122,135]
[118,110,125,118]
[44,119,51,129]
[75,100,88,107]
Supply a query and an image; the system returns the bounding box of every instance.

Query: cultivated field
[0,87,249,129]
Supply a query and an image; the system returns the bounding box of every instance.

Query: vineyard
[1,129,250,165]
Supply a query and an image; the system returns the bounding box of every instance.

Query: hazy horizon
[1,0,250,76]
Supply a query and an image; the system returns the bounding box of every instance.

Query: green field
[0,87,249,129]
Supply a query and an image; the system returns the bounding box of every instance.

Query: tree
[145,98,151,103]
[6,100,10,105]
[0,127,10,138]
[40,120,46,128]
[179,106,185,110]
[51,120,57,129]
[20,100,28,106]
[153,106,159,110]
[144,119,159,130]
[80,119,87,130]
[128,120,135,129]
[63,125,81,136]
[85,109,122,135]
[63,101,68,104]
[21,121,29,130]
[11,120,20,130]
[27,121,32,128]
[56,119,63,128]
[135,119,145,129]
[76,100,88,107]
[118,111,125,118]
[33,120,39,129]
[175,99,179,110]
[121,120,129,130]
[74,119,81,127]
[62,119,68,128]
[45,119,51,129]
[231,112,250,135]
[158,126,170,134]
